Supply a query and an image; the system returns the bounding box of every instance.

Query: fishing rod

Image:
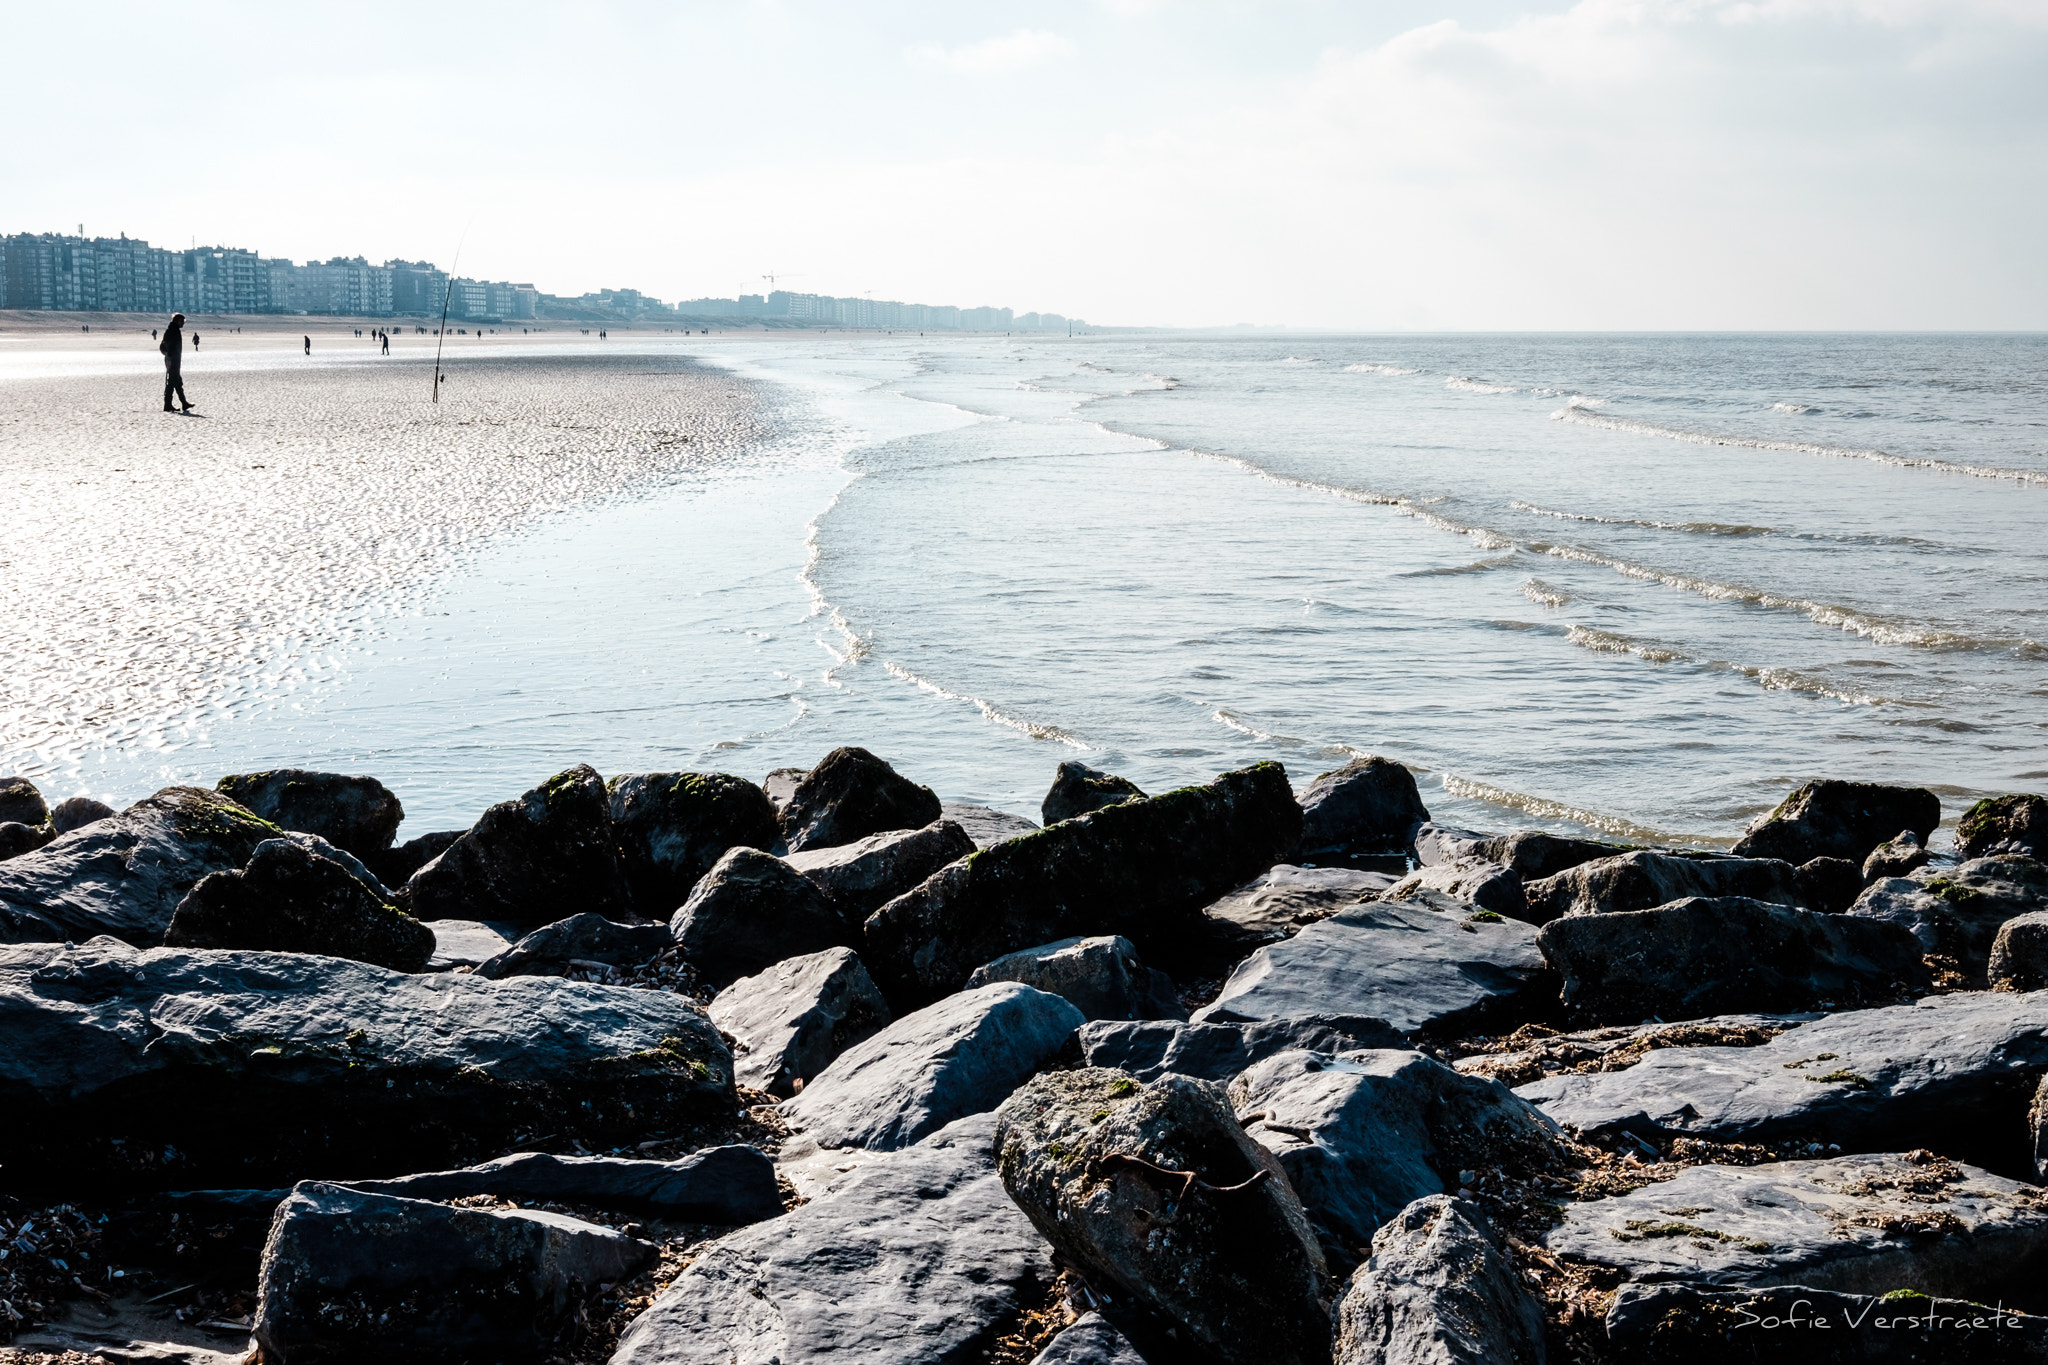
[431,223,471,404]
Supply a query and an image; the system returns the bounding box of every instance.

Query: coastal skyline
[9,1,2044,332]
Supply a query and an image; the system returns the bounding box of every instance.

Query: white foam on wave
[1511,500,1776,538]
[1211,708,1312,747]
[1561,624,1904,706]
[1186,448,1516,551]
[881,660,1087,747]
[1433,771,1706,846]
[1445,376,1517,394]
[1281,357,1318,366]
[1522,578,1571,607]
[798,480,870,686]
[1553,405,2048,486]
[1772,401,1814,414]
[1344,363,1423,376]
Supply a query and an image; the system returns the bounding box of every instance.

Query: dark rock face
[0,777,50,828]
[1029,1312,1159,1364]
[995,1068,1331,1365]
[863,762,1302,1004]
[707,946,892,1097]
[781,982,1084,1151]
[1536,896,1928,1024]
[1298,755,1428,859]
[215,769,404,860]
[1989,911,2048,992]
[669,847,853,988]
[470,912,673,980]
[1862,828,1929,881]
[1196,890,1550,1037]
[1381,859,1527,921]
[1515,990,2048,1163]
[783,820,974,917]
[405,764,630,929]
[0,786,280,946]
[965,935,1186,1022]
[1042,760,1146,825]
[0,820,54,861]
[363,828,464,892]
[1228,1049,1560,1268]
[164,837,434,972]
[252,1180,656,1363]
[1731,779,1941,867]
[1200,865,1393,946]
[607,771,779,914]
[1958,793,2048,860]
[1847,856,2048,983]
[0,937,733,1190]
[1073,1015,1408,1084]
[940,801,1040,848]
[342,1146,783,1224]
[1794,855,1865,913]
[48,794,116,833]
[1333,1196,1546,1365]
[1523,850,1803,923]
[779,747,943,854]
[611,1113,1057,1365]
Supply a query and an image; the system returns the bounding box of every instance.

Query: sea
[5,331,2044,845]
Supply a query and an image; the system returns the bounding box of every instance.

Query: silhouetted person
[380,331,389,354]
[159,313,192,413]
[304,335,311,355]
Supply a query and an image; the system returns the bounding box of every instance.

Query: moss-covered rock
[1297,755,1428,859]
[608,771,779,915]
[0,776,50,829]
[1041,760,1145,825]
[216,768,405,859]
[1957,793,2048,861]
[166,837,434,971]
[779,747,942,853]
[1732,779,1940,866]
[405,764,630,929]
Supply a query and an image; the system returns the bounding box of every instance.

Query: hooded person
[159,313,192,413]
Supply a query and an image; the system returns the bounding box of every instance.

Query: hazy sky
[12,1,2046,329]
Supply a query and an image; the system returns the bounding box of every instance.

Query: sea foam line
[1561,624,1906,706]
[1344,363,1423,376]
[1434,772,1717,847]
[882,661,1086,747]
[1511,500,1776,538]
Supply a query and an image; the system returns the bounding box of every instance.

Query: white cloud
[905,28,1075,73]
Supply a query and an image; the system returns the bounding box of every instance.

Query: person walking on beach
[380,330,389,355]
[304,335,311,355]
[159,313,193,413]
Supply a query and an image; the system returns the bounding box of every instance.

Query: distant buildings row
[0,228,1077,330]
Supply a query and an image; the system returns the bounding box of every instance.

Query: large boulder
[1536,896,1927,1024]
[1042,760,1146,825]
[405,765,630,928]
[708,946,891,1097]
[1073,1015,1407,1084]
[1380,859,1527,921]
[1862,828,1929,881]
[1417,823,1626,881]
[1732,779,1941,866]
[995,1068,1331,1365]
[1989,911,2048,992]
[1333,1195,1546,1365]
[611,1113,1056,1365]
[1298,756,1428,859]
[1523,849,1803,923]
[779,747,942,853]
[0,777,50,828]
[0,937,733,1189]
[252,1181,656,1363]
[0,820,53,861]
[965,935,1185,1022]
[342,1146,783,1224]
[48,794,116,833]
[470,912,673,980]
[669,847,852,988]
[607,771,779,914]
[0,786,279,945]
[1958,793,2048,860]
[784,820,974,917]
[1195,890,1550,1037]
[164,837,434,972]
[781,982,1083,1151]
[215,769,404,860]
[1848,855,2048,983]
[1200,864,1393,946]
[940,801,1039,848]
[1228,1049,1560,1267]
[863,762,1302,1004]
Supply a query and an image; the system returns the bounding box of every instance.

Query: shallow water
[4,331,2043,842]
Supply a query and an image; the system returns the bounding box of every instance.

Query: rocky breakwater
[2,757,2048,1365]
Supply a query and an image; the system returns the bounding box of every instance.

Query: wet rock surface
[778,746,943,854]
[707,945,891,1097]
[965,935,1186,1022]
[405,764,631,929]
[214,769,404,861]
[669,846,853,988]
[1043,760,1147,825]
[607,771,779,916]
[1298,755,1429,860]
[783,818,975,917]
[1732,780,1941,867]
[1333,1195,1546,1365]
[163,836,434,972]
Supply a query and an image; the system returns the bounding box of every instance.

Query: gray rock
[1602,1281,2048,1363]
[1333,1195,1545,1365]
[0,776,50,828]
[48,794,116,833]
[2032,1071,2048,1184]
[1957,793,2048,860]
[781,982,1083,1151]
[1545,1152,2048,1299]
[1862,828,1929,881]
[864,762,1302,1005]
[0,820,54,860]
[1847,855,2048,983]
[670,847,852,988]
[215,768,404,860]
[610,1113,1056,1365]
[1195,891,1550,1037]
[761,766,807,816]
[342,1145,783,1223]
[471,912,674,980]
[1381,859,1526,921]
[1043,760,1146,825]
[253,1180,656,1362]
[1524,849,1803,924]
[363,828,464,892]
[0,786,280,946]
[607,771,779,915]
[1298,755,1429,858]
[1028,1312,1158,1365]
[1074,1015,1409,1084]
[1536,896,1927,1024]
[163,837,434,972]
[275,829,390,898]
[1415,823,1625,881]
[406,764,631,929]
[1515,989,2048,1160]
[966,935,1185,1022]
[0,936,733,1187]
[780,746,943,854]
[1201,864,1394,945]
[940,801,1040,848]
[1732,779,1941,866]
[1794,856,1865,914]
[995,1068,1330,1365]
[1989,911,2048,992]
[421,918,517,969]
[1228,1049,1561,1266]
[708,946,891,1097]
[783,820,974,917]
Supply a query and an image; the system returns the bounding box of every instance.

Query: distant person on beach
[380,331,389,354]
[304,335,311,355]
[158,313,192,413]
[191,332,199,349]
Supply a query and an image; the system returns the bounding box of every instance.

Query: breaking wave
[1445,376,1517,394]
[882,661,1087,746]
[1345,363,1423,376]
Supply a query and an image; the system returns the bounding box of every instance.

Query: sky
[9,0,2047,329]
